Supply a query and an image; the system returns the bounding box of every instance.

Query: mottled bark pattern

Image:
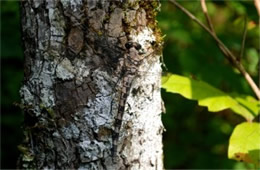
[18,0,164,169]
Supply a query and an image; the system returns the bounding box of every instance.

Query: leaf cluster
[159,0,259,168]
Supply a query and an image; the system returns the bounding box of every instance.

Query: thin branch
[201,0,246,62]
[169,0,260,100]
[200,0,215,33]
[254,0,260,16]
[240,16,248,60]
[200,0,229,58]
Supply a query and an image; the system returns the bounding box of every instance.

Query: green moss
[97,30,103,36]
[126,0,140,9]
[39,103,56,119]
[17,144,35,162]
[139,0,163,55]
[39,103,45,109]
[46,108,56,119]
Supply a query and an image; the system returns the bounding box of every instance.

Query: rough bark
[18,0,164,169]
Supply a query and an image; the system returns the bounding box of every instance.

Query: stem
[254,0,260,16]
[240,16,247,60]
[200,0,229,60]
[169,0,260,100]
[200,0,215,33]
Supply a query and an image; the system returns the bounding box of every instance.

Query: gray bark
[18,0,164,169]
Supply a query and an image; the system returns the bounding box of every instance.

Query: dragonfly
[104,38,171,163]
[39,12,167,160]
[54,33,166,149]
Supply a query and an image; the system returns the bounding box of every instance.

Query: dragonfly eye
[151,41,156,46]
[134,43,142,50]
[125,42,133,49]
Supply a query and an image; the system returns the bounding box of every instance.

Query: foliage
[1,1,24,169]
[162,74,258,121]
[159,0,259,168]
[162,73,259,167]
[228,122,260,166]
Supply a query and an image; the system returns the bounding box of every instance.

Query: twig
[240,16,248,60]
[254,0,260,16]
[169,0,260,100]
[200,0,215,33]
[200,0,229,57]
[201,0,246,62]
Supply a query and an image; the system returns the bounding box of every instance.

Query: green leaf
[231,95,259,118]
[162,73,256,121]
[228,122,260,166]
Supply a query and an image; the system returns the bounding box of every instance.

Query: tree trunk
[18,0,164,169]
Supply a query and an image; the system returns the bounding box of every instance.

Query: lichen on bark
[18,0,164,169]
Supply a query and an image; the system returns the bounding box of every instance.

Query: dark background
[1,1,259,169]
